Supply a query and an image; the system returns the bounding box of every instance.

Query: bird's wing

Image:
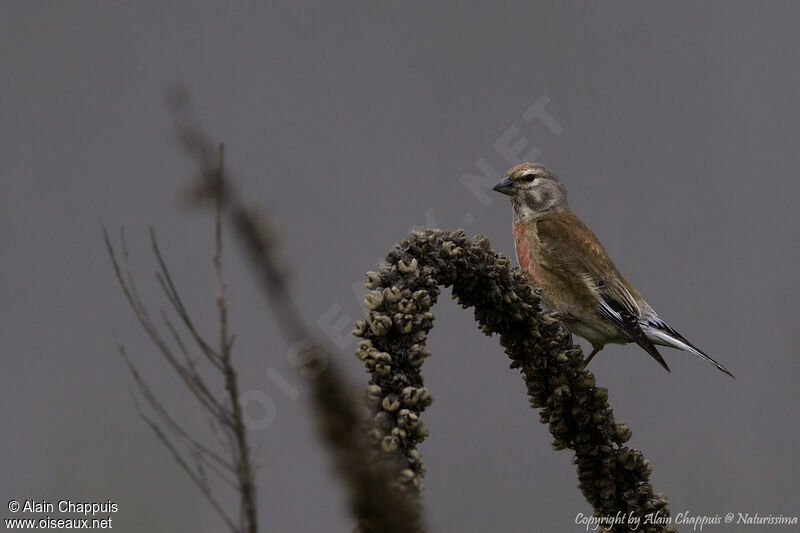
[534,212,639,314]
[536,212,670,372]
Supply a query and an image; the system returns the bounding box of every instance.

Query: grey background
[2,2,799,531]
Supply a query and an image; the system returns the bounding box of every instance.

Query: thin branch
[107,149,258,532]
[212,143,258,533]
[134,404,238,531]
[150,229,225,371]
[121,348,238,531]
[105,228,234,427]
[120,346,237,479]
[161,308,199,373]
[168,90,423,533]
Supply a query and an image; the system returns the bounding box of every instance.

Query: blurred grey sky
[2,2,799,531]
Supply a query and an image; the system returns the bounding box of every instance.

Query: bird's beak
[492,177,515,196]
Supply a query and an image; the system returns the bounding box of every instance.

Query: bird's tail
[642,317,734,378]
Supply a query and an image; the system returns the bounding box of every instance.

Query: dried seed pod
[594,387,609,402]
[397,258,418,273]
[367,313,392,336]
[399,469,415,483]
[381,394,400,412]
[441,241,462,257]
[417,387,432,406]
[615,422,632,443]
[363,290,384,310]
[383,286,403,303]
[393,313,414,334]
[397,299,417,314]
[352,320,367,336]
[365,270,382,289]
[400,386,420,406]
[397,409,419,430]
[412,290,431,309]
[381,435,399,453]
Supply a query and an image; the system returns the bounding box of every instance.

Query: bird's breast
[512,220,539,283]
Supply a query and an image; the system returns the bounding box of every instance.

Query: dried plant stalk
[354,229,674,533]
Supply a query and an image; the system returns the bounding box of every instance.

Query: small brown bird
[493,162,733,377]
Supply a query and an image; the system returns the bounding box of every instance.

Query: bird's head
[493,162,569,220]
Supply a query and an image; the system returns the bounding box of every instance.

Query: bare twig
[120,346,238,530]
[212,144,258,533]
[120,345,238,485]
[167,88,423,533]
[105,229,232,427]
[106,144,258,532]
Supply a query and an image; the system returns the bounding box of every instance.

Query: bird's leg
[584,346,602,367]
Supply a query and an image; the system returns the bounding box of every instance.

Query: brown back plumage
[534,211,670,371]
[535,211,641,316]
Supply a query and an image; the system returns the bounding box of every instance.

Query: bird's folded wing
[535,213,640,318]
[535,213,670,371]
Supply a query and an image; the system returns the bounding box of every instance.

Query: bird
[492,162,733,377]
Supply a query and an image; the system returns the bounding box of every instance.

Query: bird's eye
[524,175,536,183]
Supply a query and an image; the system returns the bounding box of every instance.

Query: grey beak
[492,177,515,196]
